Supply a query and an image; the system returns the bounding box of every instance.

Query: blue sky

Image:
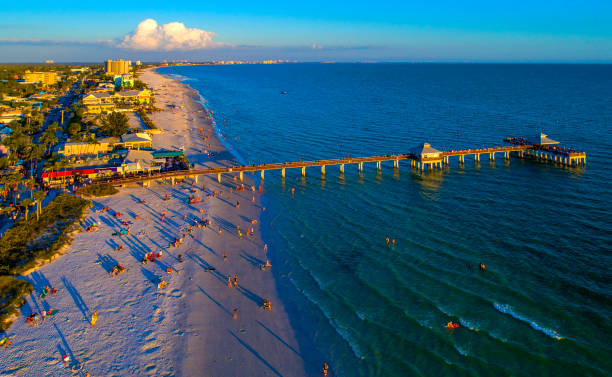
[1,1,612,62]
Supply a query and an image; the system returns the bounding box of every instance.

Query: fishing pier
[73,133,585,191]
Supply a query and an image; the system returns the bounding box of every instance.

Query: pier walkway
[75,134,586,191]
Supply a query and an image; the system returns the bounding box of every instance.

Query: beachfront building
[114,89,152,105]
[82,92,116,114]
[121,150,161,175]
[114,74,134,89]
[105,59,131,75]
[117,132,152,150]
[54,141,111,157]
[22,71,58,85]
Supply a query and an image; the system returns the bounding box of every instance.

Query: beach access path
[0,68,312,376]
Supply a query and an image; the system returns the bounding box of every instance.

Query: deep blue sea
[158,64,612,377]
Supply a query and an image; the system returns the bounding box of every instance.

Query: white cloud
[118,19,222,51]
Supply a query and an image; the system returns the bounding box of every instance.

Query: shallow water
[159,63,612,377]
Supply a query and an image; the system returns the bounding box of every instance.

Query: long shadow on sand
[140,266,160,285]
[237,286,264,307]
[29,270,52,292]
[191,236,217,255]
[96,253,118,274]
[240,251,265,268]
[228,330,284,377]
[197,285,231,317]
[211,216,236,234]
[54,323,80,369]
[256,320,302,357]
[61,277,89,322]
[187,253,225,285]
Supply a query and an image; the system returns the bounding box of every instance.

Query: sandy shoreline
[0,68,313,376]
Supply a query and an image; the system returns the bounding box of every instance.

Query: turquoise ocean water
[158,64,612,377]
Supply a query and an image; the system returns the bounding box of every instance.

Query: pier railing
[70,138,586,191]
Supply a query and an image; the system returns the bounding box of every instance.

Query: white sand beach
[0,69,312,377]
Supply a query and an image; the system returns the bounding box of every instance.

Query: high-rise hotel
[105,59,131,75]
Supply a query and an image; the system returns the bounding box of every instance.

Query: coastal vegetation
[137,108,157,129]
[0,193,91,275]
[79,184,118,197]
[99,111,130,136]
[0,193,90,329]
[0,276,33,330]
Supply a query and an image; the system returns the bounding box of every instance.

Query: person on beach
[291,188,295,197]
[246,228,250,237]
[263,299,272,311]
[90,311,98,326]
[218,228,222,235]
[264,244,268,253]
[223,252,227,262]
[252,195,255,203]
[233,274,238,287]
[236,201,240,208]
[233,308,238,319]
[178,254,183,263]
[0,336,12,348]
[479,263,486,271]
[161,212,166,223]
[392,239,396,247]
[386,237,390,246]
[323,362,329,376]
[228,276,233,288]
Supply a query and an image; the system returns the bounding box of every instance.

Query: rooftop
[527,133,559,145]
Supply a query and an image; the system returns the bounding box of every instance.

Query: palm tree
[20,198,34,222]
[32,190,46,221]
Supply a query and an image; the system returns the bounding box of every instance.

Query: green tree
[1,127,31,158]
[40,128,59,150]
[67,122,81,136]
[100,112,129,137]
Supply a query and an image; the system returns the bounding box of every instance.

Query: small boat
[280,90,287,94]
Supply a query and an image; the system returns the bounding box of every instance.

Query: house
[95,82,116,92]
[28,92,56,101]
[117,132,152,150]
[0,110,25,122]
